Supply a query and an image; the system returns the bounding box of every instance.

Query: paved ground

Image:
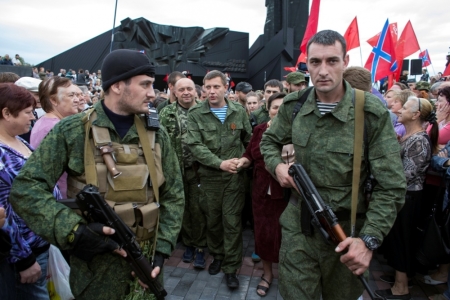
[163,228,447,300]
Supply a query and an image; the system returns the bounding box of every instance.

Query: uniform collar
[300,81,354,123]
[200,98,237,114]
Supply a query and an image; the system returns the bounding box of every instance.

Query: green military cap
[416,81,431,91]
[286,72,306,84]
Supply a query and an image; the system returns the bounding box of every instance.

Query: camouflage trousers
[278,202,366,300]
[180,167,207,248]
[199,172,244,273]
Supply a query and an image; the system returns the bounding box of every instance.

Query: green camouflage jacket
[250,103,270,125]
[9,101,184,257]
[186,98,252,172]
[260,81,406,242]
[159,101,197,172]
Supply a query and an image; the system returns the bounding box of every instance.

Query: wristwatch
[360,235,380,251]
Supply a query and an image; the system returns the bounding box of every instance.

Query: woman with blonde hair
[377,96,438,299]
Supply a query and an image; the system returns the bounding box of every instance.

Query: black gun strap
[291,87,314,123]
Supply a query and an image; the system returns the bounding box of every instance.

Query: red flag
[419,50,432,67]
[443,64,450,77]
[343,17,360,51]
[364,19,398,82]
[163,73,168,82]
[284,67,297,72]
[296,0,321,65]
[366,23,397,47]
[396,21,420,59]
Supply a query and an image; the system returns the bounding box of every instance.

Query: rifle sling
[351,89,365,237]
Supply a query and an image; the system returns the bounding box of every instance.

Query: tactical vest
[67,108,165,242]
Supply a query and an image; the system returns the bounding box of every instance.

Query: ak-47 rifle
[288,164,382,300]
[61,184,167,300]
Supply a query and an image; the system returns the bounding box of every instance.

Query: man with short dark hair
[9,49,184,300]
[156,71,186,111]
[187,70,252,289]
[286,72,308,93]
[250,79,283,126]
[13,54,24,66]
[235,82,252,107]
[260,30,405,300]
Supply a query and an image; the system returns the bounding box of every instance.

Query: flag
[343,17,360,51]
[444,64,450,77]
[364,19,398,82]
[395,20,420,80]
[296,0,321,65]
[284,66,297,72]
[419,50,432,67]
[366,23,398,47]
[396,21,420,58]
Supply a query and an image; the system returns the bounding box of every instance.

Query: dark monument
[248,0,309,89]
[35,0,309,90]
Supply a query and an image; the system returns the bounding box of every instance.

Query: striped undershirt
[210,105,228,123]
[316,100,338,115]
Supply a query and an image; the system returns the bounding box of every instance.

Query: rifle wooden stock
[62,185,167,300]
[288,164,382,300]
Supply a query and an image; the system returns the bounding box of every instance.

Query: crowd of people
[1,29,450,300]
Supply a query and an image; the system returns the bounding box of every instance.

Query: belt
[289,195,365,221]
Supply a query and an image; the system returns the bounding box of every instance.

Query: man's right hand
[275,163,295,188]
[220,158,239,174]
[69,223,126,261]
[19,261,41,284]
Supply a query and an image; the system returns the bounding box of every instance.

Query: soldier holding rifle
[260,30,406,299]
[9,49,184,300]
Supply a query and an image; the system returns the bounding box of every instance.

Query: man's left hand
[335,237,372,275]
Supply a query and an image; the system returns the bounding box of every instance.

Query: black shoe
[379,275,414,288]
[208,259,222,275]
[375,288,411,300]
[226,273,239,289]
[182,246,195,263]
[193,248,206,269]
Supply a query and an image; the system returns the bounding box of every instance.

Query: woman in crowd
[30,76,80,198]
[390,89,416,138]
[0,83,61,299]
[237,92,288,297]
[246,92,260,114]
[377,97,438,300]
[421,87,450,287]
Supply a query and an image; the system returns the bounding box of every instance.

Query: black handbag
[416,202,450,267]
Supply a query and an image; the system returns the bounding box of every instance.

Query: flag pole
[109,0,119,53]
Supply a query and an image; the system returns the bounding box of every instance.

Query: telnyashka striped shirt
[210,105,228,123]
[316,100,338,115]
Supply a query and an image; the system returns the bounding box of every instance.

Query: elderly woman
[237,92,288,297]
[377,97,439,300]
[30,76,80,198]
[0,83,61,300]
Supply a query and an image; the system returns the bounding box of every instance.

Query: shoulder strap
[291,87,314,123]
[351,89,365,237]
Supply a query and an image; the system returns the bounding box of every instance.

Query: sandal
[256,275,272,297]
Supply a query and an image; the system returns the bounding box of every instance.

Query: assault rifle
[288,164,382,300]
[60,185,167,300]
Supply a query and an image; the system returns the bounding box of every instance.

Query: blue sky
[1,0,448,76]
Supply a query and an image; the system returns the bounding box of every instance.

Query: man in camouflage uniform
[186,70,252,289]
[156,71,186,112]
[159,78,207,269]
[249,79,283,127]
[286,72,308,93]
[260,30,406,299]
[9,49,184,300]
